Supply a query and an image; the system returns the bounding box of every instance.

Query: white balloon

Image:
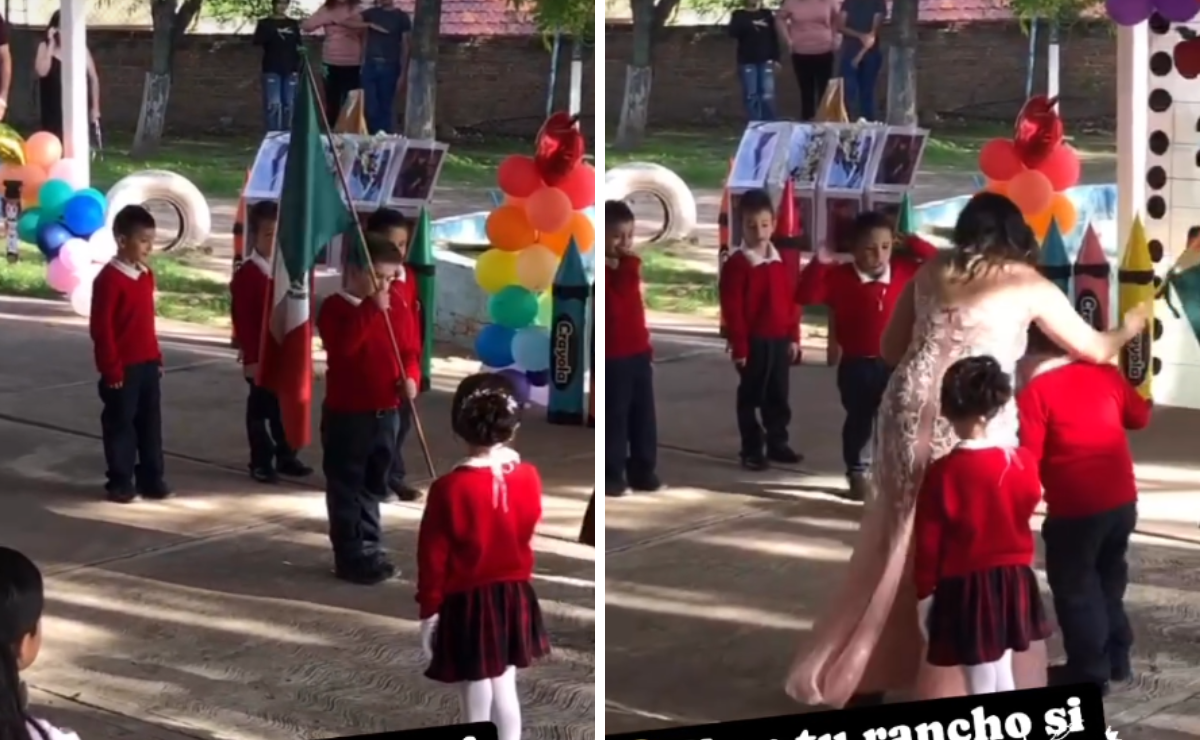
[88,229,117,263]
[57,238,90,272]
[69,285,93,318]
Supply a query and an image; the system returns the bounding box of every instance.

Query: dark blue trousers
[605,352,657,489]
[98,361,164,492]
[836,357,891,475]
[321,407,399,567]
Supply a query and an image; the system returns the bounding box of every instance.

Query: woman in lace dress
[785,193,1150,707]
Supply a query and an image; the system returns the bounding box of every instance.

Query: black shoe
[138,481,173,500]
[388,479,424,502]
[1110,654,1133,683]
[767,446,803,465]
[740,454,770,471]
[1048,663,1110,696]
[606,478,630,497]
[250,466,280,484]
[335,557,395,586]
[276,457,314,477]
[843,472,871,501]
[629,474,664,492]
[105,484,137,504]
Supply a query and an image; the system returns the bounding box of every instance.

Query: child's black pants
[321,407,399,567]
[605,351,657,489]
[736,337,792,457]
[245,379,297,470]
[836,357,891,475]
[1042,502,1137,684]
[98,361,164,492]
[387,404,414,488]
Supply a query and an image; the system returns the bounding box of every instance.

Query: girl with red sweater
[416,373,549,740]
[914,356,1050,695]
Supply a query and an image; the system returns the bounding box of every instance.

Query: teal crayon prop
[547,238,589,425]
[1039,218,1072,296]
[409,207,436,392]
[1073,224,1111,330]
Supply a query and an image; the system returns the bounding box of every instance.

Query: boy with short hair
[365,207,424,502]
[796,210,938,498]
[317,234,422,585]
[605,200,661,497]
[230,200,314,483]
[1018,325,1152,696]
[719,188,802,471]
[90,205,171,504]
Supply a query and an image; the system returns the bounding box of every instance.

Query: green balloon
[535,291,552,327]
[38,179,75,221]
[488,285,539,329]
[17,208,41,244]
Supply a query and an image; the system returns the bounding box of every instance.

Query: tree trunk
[1047,20,1061,107]
[404,0,441,139]
[885,0,918,126]
[615,0,656,150]
[133,0,201,157]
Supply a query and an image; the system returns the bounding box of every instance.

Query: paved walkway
[0,297,594,740]
[605,319,1200,739]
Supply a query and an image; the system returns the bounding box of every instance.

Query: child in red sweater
[230,200,313,484]
[914,355,1050,695]
[605,200,661,497]
[89,205,171,504]
[366,207,424,502]
[417,373,549,740]
[316,234,421,586]
[796,211,939,498]
[719,189,801,470]
[1017,325,1151,694]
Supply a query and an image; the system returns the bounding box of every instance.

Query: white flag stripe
[268,244,310,342]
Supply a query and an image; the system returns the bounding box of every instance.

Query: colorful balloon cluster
[473,113,596,395]
[1105,0,1197,25]
[2,132,113,316]
[977,96,1081,242]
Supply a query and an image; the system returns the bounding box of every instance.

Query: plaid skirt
[425,580,551,683]
[925,564,1051,667]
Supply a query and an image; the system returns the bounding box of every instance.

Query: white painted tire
[604,162,697,242]
[105,170,212,252]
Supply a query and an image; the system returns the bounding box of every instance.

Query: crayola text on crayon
[552,321,577,387]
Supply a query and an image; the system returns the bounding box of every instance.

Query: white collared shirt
[734,242,782,267]
[337,290,365,307]
[246,252,272,275]
[108,258,148,280]
[855,263,891,285]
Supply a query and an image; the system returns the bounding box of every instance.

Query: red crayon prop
[1073,224,1111,331]
[773,180,804,365]
[717,159,733,338]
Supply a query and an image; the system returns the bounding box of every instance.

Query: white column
[1116,22,1148,245]
[60,0,90,185]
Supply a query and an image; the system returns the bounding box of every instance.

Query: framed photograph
[796,192,817,251]
[386,140,449,208]
[786,124,830,191]
[869,127,929,192]
[818,194,863,253]
[820,124,885,195]
[245,133,291,201]
[729,121,790,193]
[864,192,904,231]
[335,135,400,210]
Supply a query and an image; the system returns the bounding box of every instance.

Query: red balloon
[497,155,543,199]
[557,163,595,210]
[978,138,1025,182]
[1036,144,1081,192]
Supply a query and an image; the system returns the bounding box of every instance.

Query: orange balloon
[504,194,525,208]
[1026,208,1053,242]
[9,165,47,209]
[538,211,595,256]
[984,179,1008,196]
[1007,169,1054,216]
[485,205,536,252]
[24,132,63,170]
[524,186,573,233]
[1027,193,1079,242]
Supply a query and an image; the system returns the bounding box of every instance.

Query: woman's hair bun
[451,373,522,446]
[951,192,1038,275]
[940,355,1013,422]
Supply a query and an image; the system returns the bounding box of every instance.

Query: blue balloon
[496,368,531,405]
[526,369,549,388]
[62,194,106,238]
[76,187,107,209]
[475,324,516,369]
[511,327,551,373]
[36,222,73,260]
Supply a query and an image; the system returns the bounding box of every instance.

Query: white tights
[458,666,521,740]
[961,650,1015,695]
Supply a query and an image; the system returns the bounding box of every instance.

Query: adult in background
[302,0,380,124]
[728,0,780,122]
[776,0,837,122]
[35,11,100,140]
[837,0,885,121]
[0,11,10,122]
[358,0,411,134]
[253,0,302,132]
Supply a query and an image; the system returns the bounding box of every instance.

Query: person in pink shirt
[301,0,378,123]
[776,0,838,121]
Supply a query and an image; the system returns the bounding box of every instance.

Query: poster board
[865,191,905,230]
[819,123,886,195]
[865,127,930,194]
[729,121,793,193]
[386,140,450,210]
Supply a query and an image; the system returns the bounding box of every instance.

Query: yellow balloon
[474,248,519,294]
[0,123,26,165]
[515,245,560,293]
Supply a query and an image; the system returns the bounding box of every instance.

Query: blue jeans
[361,58,402,134]
[737,63,776,121]
[262,73,298,132]
[840,48,882,121]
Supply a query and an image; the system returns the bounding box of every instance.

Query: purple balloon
[526,369,549,388]
[496,368,532,405]
[1106,0,1154,24]
[1154,0,1198,21]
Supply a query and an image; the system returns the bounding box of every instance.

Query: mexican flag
[257,65,354,449]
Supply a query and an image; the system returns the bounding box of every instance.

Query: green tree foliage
[1007,0,1103,26]
[510,0,596,38]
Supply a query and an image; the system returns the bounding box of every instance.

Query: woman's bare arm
[87,51,100,117]
[1029,274,1141,363]
[882,278,917,366]
[35,41,54,77]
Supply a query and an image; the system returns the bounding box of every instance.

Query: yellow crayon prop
[1118,216,1156,399]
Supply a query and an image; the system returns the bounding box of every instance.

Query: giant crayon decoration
[547,239,589,425]
[587,281,595,427]
[896,192,916,237]
[1119,216,1156,399]
[1073,224,1111,330]
[774,179,804,365]
[1038,219,1071,296]
[229,171,249,349]
[717,159,733,338]
[410,207,436,391]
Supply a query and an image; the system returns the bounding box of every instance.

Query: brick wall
[604,21,1116,128]
[5,28,595,139]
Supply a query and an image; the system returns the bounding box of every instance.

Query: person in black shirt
[253,0,303,132]
[728,0,780,121]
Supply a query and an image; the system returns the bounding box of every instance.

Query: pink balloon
[57,238,89,272]
[47,158,87,189]
[46,257,80,294]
